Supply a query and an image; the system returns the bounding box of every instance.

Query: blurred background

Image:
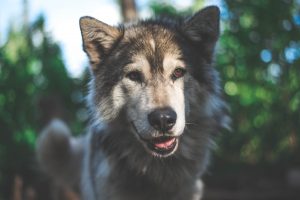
[0,0,300,199]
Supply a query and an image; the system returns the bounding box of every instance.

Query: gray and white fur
[37,6,230,200]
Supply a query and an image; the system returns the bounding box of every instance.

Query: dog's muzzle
[131,107,179,157]
[147,107,177,132]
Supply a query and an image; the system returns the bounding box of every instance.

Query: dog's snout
[148,108,177,132]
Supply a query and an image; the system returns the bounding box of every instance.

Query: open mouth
[131,122,179,157]
[145,136,178,157]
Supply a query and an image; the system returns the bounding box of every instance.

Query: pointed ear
[79,17,121,69]
[182,6,220,44]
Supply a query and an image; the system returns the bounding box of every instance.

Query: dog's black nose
[148,107,177,132]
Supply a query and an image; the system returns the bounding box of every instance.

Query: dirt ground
[202,167,300,200]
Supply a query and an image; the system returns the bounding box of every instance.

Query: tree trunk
[119,0,138,22]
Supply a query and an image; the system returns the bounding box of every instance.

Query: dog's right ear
[79,17,122,70]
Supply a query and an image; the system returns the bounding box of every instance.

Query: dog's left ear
[80,17,122,70]
[182,6,220,45]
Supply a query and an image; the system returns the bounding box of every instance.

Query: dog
[37,6,230,200]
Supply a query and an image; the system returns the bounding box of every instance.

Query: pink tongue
[154,138,175,149]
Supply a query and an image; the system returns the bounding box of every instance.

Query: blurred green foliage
[0,0,300,198]
[0,15,86,198]
[216,0,300,167]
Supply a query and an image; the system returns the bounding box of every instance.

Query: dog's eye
[126,71,143,83]
[172,68,186,80]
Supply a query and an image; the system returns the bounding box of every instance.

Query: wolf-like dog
[37,6,230,200]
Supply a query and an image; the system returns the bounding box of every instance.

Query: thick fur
[37,6,230,200]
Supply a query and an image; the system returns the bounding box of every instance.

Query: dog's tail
[36,119,84,186]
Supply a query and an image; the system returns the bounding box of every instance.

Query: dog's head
[80,6,220,157]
